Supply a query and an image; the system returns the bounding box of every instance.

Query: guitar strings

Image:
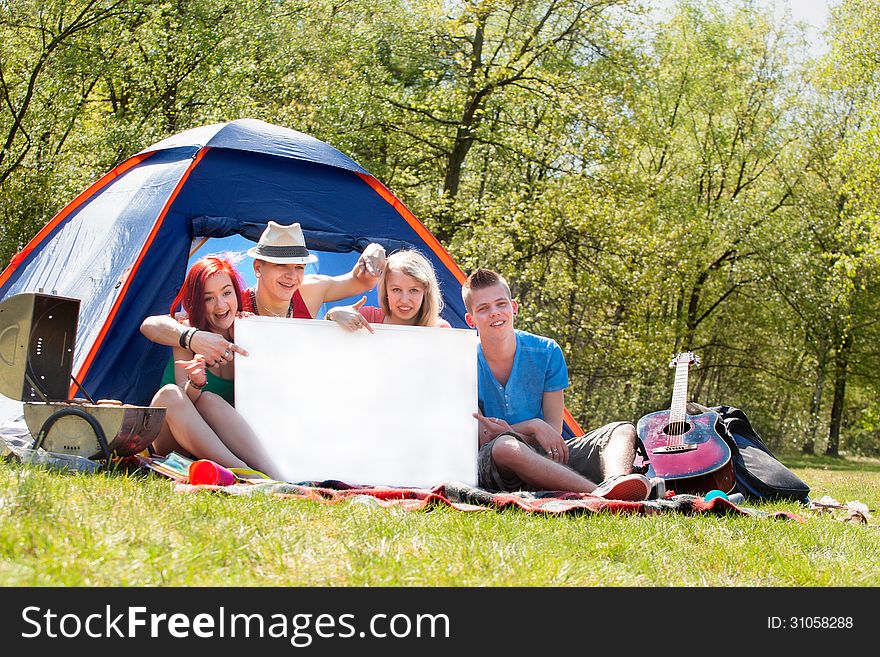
[670,357,690,445]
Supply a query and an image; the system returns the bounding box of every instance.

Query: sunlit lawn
[0,453,878,587]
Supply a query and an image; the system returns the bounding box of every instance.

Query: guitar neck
[669,360,690,424]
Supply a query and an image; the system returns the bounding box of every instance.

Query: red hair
[169,254,245,331]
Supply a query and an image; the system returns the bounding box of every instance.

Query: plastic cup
[189,459,236,486]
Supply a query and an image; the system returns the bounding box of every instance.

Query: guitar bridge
[652,444,698,454]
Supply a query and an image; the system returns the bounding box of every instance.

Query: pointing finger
[473,413,493,428]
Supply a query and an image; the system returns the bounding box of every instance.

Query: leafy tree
[0,0,144,267]
[796,0,880,455]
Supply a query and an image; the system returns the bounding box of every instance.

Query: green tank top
[161,358,235,406]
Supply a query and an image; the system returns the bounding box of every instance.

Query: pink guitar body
[637,352,735,496]
[638,408,735,495]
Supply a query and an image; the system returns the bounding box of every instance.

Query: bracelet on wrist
[184,379,205,404]
[187,384,203,403]
[183,327,198,351]
[188,377,206,390]
[178,327,190,348]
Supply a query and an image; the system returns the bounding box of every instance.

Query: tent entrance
[187,233,379,319]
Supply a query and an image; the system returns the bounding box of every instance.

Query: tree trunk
[433,24,488,244]
[826,333,851,457]
[803,348,827,454]
[443,123,475,200]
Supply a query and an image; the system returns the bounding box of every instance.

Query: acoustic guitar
[637,352,735,496]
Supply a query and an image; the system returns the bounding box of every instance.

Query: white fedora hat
[247,221,318,264]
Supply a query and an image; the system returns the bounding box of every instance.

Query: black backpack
[709,405,811,504]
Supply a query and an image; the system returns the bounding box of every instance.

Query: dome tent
[0,119,583,436]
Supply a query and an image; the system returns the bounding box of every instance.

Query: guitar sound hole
[663,422,691,436]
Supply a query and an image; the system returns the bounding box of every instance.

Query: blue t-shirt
[477,329,569,425]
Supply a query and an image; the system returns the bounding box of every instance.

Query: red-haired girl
[140,254,281,478]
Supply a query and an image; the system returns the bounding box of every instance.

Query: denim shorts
[477,421,628,492]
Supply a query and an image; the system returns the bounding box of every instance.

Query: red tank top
[242,286,312,319]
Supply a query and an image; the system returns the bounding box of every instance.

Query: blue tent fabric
[139,119,369,175]
[176,150,393,253]
[0,148,192,391]
[0,119,581,438]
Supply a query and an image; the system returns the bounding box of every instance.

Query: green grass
[1,454,878,587]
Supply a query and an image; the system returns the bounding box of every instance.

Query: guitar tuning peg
[670,351,700,367]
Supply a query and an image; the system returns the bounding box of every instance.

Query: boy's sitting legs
[477,423,649,500]
[567,421,651,501]
[566,421,639,482]
[479,433,600,493]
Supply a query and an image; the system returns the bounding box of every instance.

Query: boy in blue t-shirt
[462,268,651,501]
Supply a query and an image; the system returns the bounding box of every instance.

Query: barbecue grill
[0,292,164,460]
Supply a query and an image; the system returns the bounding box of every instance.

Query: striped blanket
[173,478,805,520]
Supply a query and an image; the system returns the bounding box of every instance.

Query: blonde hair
[461,268,512,313]
[378,249,444,327]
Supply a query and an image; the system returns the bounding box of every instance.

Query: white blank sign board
[234,316,479,487]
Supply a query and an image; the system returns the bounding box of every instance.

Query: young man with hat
[462,267,653,501]
[241,221,385,325]
[141,221,386,365]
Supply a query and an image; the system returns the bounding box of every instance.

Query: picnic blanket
[171,477,805,520]
[0,436,804,520]
[127,452,803,519]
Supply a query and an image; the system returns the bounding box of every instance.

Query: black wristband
[178,328,189,348]
[186,328,196,350]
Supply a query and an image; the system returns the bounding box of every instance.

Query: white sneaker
[649,477,666,500]
[592,473,652,501]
